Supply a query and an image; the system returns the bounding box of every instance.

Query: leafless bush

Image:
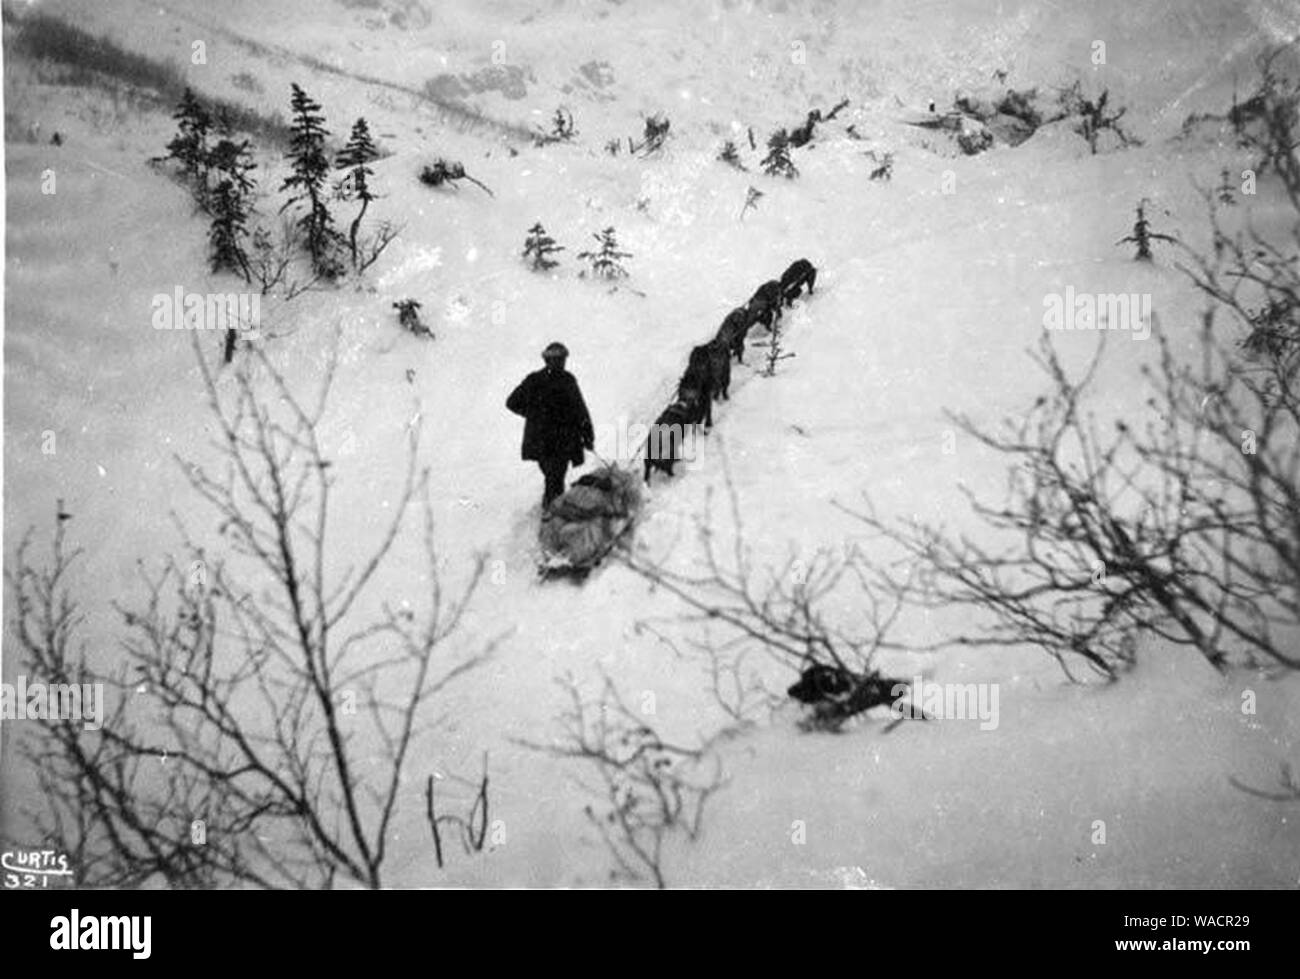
[353,219,401,276]
[1231,46,1300,213]
[625,473,906,674]
[6,333,495,888]
[848,233,1298,680]
[632,622,779,732]
[618,464,925,734]
[1180,197,1300,377]
[632,113,670,157]
[846,338,1166,680]
[521,673,726,889]
[249,218,320,299]
[425,754,490,868]
[1057,81,1141,154]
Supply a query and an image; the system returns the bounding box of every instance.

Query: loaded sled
[538,465,642,581]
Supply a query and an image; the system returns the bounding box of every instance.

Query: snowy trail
[4,0,1298,888]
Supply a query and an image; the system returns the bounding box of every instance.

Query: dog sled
[537,465,642,582]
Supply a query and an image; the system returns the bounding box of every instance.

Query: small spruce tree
[280,84,342,280]
[1116,199,1177,261]
[523,222,565,271]
[763,315,796,377]
[761,129,798,179]
[868,151,894,182]
[718,140,746,170]
[335,117,380,268]
[206,112,257,283]
[535,108,577,145]
[208,176,254,280]
[155,87,214,206]
[576,227,631,279]
[207,112,257,197]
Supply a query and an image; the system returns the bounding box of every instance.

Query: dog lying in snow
[788,662,928,731]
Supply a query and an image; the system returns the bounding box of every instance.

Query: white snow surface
[2,0,1298,887]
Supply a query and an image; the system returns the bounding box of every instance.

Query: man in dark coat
[506,342,596,509]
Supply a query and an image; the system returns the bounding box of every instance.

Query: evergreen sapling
[523,222,565,271]
[535,108,577,145]
[1116,199,1177,261]
[763,315,795,376]
[280,84,342,280]
[335,118,380,269]
[718,140,746,170]
[761,129,798,179]
[154,87,214,207]
[576,227,631,279]
[206,112,258,281]
[868,151,894,182]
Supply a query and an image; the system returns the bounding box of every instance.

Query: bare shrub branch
[7,332,495,888]
[519,673,726,889]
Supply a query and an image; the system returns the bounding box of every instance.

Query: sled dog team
[644,258,816,483]
[507,259,817,508]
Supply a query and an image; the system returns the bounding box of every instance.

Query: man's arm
[572,378,595,448]
[506,375,532,417]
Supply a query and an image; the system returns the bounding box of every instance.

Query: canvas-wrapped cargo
[538,465,641,577]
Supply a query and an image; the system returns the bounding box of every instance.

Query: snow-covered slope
[3,0,1298,886]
